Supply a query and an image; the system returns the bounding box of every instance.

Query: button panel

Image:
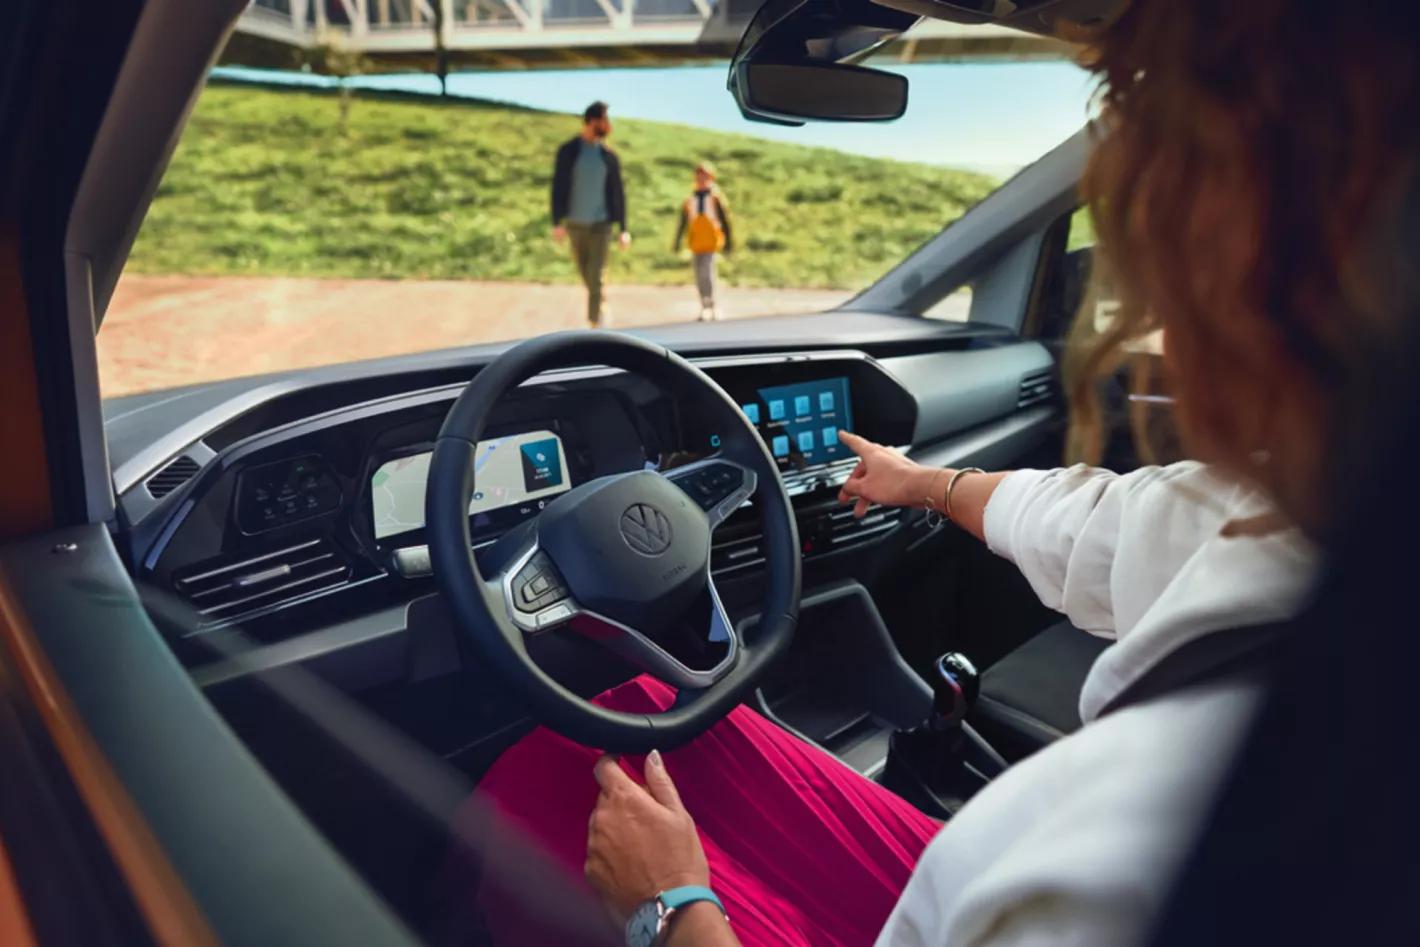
[670,462,747,512]
[511,551,571,616]
[235,455,342,535]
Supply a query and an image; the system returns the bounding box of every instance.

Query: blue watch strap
[659,885,725,917]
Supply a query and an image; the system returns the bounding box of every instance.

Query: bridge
[227,0,1070,71]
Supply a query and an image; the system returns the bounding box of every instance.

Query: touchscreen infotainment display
[741,376,855,471]
[370,429,571,540]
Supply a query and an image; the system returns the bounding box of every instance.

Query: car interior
[0,1,1226,945]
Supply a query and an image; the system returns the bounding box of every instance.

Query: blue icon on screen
[820,391,835,411]
[772,435,790,457]
[769,400,786,421]
[742,403,760,424]
[797,431,815,453]
[794,395,811,417]
[710,434,721,448]
[822,426,838,447]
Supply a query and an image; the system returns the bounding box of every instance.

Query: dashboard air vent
[712,534,766,576]
[710,504,904,577]
[1017,369,1056,409]
[820,505,904,553]
[173,537,352,624]
[146,456,201,499]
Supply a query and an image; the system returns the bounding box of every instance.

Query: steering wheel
[426,332,801,753]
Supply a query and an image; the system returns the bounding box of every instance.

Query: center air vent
[173,537,352,624]
[711,503,903,576]
[146,455,201,499]
[1017,369,1056,408]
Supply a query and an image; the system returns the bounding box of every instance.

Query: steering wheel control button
[670,462,750,514]
[511,550,571,615]
[536,602,574,627]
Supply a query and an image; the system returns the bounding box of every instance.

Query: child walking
[672,162,734,321]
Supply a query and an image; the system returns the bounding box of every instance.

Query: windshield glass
[97,4,1093,397]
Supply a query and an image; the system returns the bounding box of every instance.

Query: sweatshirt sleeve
[981,462,1238,639]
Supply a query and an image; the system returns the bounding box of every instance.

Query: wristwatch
[624,885,726,947]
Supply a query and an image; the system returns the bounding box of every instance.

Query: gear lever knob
[930,652,980,729]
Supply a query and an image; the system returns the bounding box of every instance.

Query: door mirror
[730,61,908,125]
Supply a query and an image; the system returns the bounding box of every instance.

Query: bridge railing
[248,0,726,42]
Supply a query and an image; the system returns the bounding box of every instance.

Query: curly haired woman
[475,2,1420,944]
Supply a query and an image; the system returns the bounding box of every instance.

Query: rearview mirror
[727,0,919,126]
[730,61,909,125]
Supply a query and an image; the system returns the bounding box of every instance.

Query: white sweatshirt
[876,462,1316,947]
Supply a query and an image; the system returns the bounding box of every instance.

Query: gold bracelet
[923,468,949,513]
[945,467,985,523]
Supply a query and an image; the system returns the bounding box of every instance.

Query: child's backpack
[685,192,726,254]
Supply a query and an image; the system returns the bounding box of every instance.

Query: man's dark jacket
[551,137,627,231]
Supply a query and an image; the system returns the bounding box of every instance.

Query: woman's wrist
[916,466,952,510]
[663,900,737,947]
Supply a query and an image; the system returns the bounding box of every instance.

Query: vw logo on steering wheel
[620,502,674,556]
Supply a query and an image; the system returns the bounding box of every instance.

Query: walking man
[550,101,630,328]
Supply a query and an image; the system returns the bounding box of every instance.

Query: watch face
[625,900,664,947]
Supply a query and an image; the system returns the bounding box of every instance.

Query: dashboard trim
[129,350,903,575]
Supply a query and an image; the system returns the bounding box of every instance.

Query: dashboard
[131,352,939,655]
[105,311,1060,685]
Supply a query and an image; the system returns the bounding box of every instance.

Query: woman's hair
[1067,0,1419,528]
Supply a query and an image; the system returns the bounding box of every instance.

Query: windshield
[97,3,1093,397]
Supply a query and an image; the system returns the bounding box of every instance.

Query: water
[213,61,1095,177]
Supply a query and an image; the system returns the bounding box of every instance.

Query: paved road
[98,275,854,397]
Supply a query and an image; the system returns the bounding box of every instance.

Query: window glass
[100,11,1094,396]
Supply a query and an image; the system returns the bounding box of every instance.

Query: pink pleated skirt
[472,675,941,946]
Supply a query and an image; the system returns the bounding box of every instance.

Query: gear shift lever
[930,652,980,729]
[882,650,1004,818]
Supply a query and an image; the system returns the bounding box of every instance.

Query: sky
[214,61,1096,177]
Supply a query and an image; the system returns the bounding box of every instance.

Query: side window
[1031,205,1122,343]
[921,284,973,322]
[1066,206,1121,335]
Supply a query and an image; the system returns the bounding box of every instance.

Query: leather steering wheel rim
[426,331,800,753]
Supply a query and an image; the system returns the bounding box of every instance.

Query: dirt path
[99,275,853,397]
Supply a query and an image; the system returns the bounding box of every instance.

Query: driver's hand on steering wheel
[837,431,945,518]
[586,752,711,920]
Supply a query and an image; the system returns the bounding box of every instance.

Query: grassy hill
[127,82,999,291]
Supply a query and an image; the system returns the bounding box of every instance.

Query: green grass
[127,82,999,291]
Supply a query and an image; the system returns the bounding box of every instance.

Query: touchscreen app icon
[772,435,790,458]
[794,395,811,417]
[797,431,815,453]
[519,437,564,491]
[742,403,760,424]
[820,391,835,411]
[768,400,786,421]
[822,426,838,447]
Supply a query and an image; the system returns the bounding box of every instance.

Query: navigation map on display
[370,429,570,540]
